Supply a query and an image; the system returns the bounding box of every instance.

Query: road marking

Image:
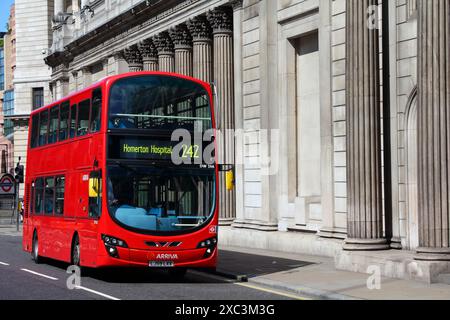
[21,268,59,281]
[236,282,311,300]
[75,286,120,300]
[0,262,10,266]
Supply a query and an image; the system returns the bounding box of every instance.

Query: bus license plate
[149,261,174,268]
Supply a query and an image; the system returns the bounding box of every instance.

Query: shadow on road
[217,250,314,279]
[38,257,226,284]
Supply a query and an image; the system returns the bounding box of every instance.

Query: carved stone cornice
[153,32,175,55]
[138,38,158,59]
[169,24,193,50]
[187,15,212,42]
[207,6,233,34]
[123,45,143,65]
[230,0,243,10]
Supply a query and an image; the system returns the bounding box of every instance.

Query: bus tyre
[169,268,187,280]
[32,232,41,264]
[71,235,81,267]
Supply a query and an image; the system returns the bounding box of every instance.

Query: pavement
[1,225,450,300]
[218,246,450,300]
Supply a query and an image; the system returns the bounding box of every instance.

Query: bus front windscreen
[108,75,212,131]
[107,165,216,234]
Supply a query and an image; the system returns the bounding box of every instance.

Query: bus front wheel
[32,232,41,264]
[71,235,80,266]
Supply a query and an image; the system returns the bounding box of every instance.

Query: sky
[0,0,14,33]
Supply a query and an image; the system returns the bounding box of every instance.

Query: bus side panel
[22,182,32,253]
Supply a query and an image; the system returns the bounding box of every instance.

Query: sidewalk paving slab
[220,245,450,300]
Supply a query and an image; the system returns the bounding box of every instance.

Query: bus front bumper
[96,246,217,268]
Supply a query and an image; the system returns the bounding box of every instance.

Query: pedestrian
[18,199,24,223]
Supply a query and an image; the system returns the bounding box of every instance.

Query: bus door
[75,170,100,266]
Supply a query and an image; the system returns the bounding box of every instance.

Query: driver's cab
[108,90,136,129]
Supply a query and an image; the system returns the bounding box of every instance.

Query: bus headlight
[197,237,217,258]
[106,245,118,258]
[102,234,128,258]
[102,234,128,248]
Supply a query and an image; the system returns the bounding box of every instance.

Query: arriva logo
[156,253,179,260]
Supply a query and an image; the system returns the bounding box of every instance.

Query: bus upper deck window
[39,110,49,146]
[70,104,77,139]
[59,102,70,141]
[77,100,90,137]
[91,88,102,133]
[48,106,59,144]
[31,115,39,148]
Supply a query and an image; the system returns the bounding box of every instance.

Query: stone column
[154,32,175,73]
[113,52,129,74]
[55,78,69,100]
[138,39,158,71]
[231,0,245,223]
[207,7,236,225]
[170,24,193,76]
[54,0,64,16]
[123,45,143,72]
[344,0,389,251]
[187,16,213,82]
[415,0,450,261]
[80,67,91,89]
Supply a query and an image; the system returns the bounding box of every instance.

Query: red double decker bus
[22,72,218,276]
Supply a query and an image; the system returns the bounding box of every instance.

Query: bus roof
[30,71,212,117]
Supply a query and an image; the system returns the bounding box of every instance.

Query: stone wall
[14,0,53,197]
[394,0,419,250]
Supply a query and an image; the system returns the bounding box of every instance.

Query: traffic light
[15,164,24,183]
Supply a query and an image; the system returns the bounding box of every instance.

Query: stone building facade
[0,4,16,176]
[43,0,450,282]
[11,0,54,197]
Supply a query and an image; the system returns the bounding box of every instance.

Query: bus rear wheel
[71,235,80,266]
[169,268,187,280]
[32,232,41,264]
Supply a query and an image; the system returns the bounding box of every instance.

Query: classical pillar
[54,0,64,16]
[82,67,92,87]
[113,52,129,74]
[55,78,69,100]
[207,7,235,225]
[231,0,245,223]
[344,0,389,251]
[138,39,158,71]
[187,16,213,82]
[72,0,79,13]
[415,0,450,261]
[154,32,175,73]
[169,24,193,76]
[123,45,143,72]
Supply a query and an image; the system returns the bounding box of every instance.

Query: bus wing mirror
[89,178,101,197]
